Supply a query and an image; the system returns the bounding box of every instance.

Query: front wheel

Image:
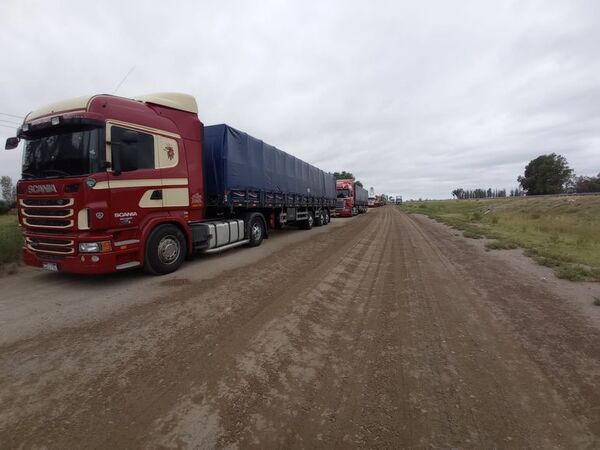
[144,224,186,275]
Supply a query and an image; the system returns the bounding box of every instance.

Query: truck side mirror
[5,137,19,150]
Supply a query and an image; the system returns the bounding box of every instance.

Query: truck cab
[5,93,206,274]
[335,178,356,217]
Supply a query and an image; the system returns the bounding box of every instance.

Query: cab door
[106,123,163,229]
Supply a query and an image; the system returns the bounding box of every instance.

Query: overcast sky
[1,0,599,199]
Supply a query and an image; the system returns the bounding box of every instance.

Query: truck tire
[300,211,315,230]
[324,209,330,224]
[143,224,186,275]
[314,210,324,227]
[301,211,314,230]
[247,213,265,247]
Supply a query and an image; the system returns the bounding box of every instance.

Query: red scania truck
[5,93,337,275]
[335,178,368,217]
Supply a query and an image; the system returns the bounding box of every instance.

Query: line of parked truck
[5,92,381,276]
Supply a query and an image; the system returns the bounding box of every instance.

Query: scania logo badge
[27,184,58,194]
[95,211,105,219]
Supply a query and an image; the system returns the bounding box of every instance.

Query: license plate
[42,262,58,272]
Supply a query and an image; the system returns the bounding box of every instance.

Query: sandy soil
[1,207,599,449]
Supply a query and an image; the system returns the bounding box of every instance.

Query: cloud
[1,0,598,199]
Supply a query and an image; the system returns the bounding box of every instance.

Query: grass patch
[485,240,518,250]
[463,230,484,239]
[400,196,600,281]
[0,212,22,268]
[556,265,600,282]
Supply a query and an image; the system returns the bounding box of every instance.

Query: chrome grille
[21,198,73,207]
[26,237,75,255]
[23,218,73,228]
[20,198,75,230]
[23,208,73,217]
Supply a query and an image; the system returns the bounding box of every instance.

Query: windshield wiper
[41,169,71,177]
[22,172,37,179]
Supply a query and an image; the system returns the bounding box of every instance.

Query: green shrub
[485,240,518,250]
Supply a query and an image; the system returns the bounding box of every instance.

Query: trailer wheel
[301,211,314,230]
[324,209,330,224]
[247,214,265,247]
[144,224,186,275]
[314,210,324,227]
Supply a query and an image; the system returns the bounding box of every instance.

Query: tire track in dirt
[0,213,375,448]
[404,212,600,443]
[395,210,593,448]
[1,207,599,448]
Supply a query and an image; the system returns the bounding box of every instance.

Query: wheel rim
[157,235,180,265]
[252,222,262,241]
[325,211,329,222]
[309,214,314,227]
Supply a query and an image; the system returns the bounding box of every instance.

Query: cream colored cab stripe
[139,188,189,208]
[93,178,188,190]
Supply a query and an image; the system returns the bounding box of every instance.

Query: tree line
[0,176,16,214]
[333,171,363,187]
[452,153,599,198]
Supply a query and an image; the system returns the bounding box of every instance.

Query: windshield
[337,189,351,198]
[22,127,105,179]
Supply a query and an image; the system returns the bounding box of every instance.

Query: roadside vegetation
[401,196,600,282]
[0,212,21,269]
[0,175,21,271]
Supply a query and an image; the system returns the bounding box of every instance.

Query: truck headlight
[79,241,112,253]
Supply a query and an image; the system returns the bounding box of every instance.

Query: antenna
[113,66,136,94]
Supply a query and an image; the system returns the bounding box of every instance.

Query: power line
[0,119,20,126]
[0,123,19,130]
[0,112,23,119]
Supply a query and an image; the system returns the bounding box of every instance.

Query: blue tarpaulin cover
[203,124,336,204]
[355,185,368,205]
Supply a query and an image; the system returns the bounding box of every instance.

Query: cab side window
[111,126,155,170]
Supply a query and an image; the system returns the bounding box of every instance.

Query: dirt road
[2,207,599,448]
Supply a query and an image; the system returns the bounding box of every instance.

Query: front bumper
[335,207,353,217]
[23,232,141,274]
